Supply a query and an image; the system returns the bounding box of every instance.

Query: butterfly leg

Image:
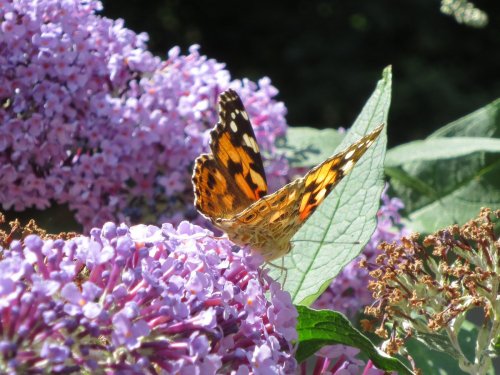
[265,258,288,286]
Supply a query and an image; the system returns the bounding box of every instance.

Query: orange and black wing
[297,124,383,222]
[192,89,268,219]
[220,124,384,260]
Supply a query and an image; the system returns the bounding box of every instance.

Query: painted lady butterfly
[192,89,383,261]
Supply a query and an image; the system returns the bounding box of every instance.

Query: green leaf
[386,138,500,166]
[270,67,390,305]
[387,98,500,234]
[275,127,344,168]
[409,331,463,360]
[406,320,494,375]
[295,306,414,374]
[430,98,500,138]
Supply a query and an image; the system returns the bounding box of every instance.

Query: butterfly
[192,89,383,261]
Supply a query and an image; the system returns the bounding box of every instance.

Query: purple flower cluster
[0,221,297,373]
[314,186,409,317]
[0,0,289,231]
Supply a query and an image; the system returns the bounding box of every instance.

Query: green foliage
[275,127,344,168]
[386,98,500,234]
[269,67,389,305]
[278,94,500,375]
[406,321,494,375]
[386,138,500,165]
[295,306,414,374]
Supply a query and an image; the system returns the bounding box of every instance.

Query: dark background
[101,0,500,147]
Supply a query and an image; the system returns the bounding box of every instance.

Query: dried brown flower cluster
[361,208,499,374]
[0,213,77,250]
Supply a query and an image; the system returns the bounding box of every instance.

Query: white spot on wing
[344,149,355,160]
[243,133,260,152]
[230,121,238,133]
[341,159,355,173]
[315,188,327,202]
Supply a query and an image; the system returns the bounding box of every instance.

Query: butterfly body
[192,89,383,261]
[214,177,303,260]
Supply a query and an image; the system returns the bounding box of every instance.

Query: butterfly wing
[297,124,383,221]
[210,89,268,201]
[219,124,384,260]
[193,89,268,219]
[192,154,243,218]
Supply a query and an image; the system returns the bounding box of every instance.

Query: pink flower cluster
[0,0,289,231]
[0,221,297,373]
